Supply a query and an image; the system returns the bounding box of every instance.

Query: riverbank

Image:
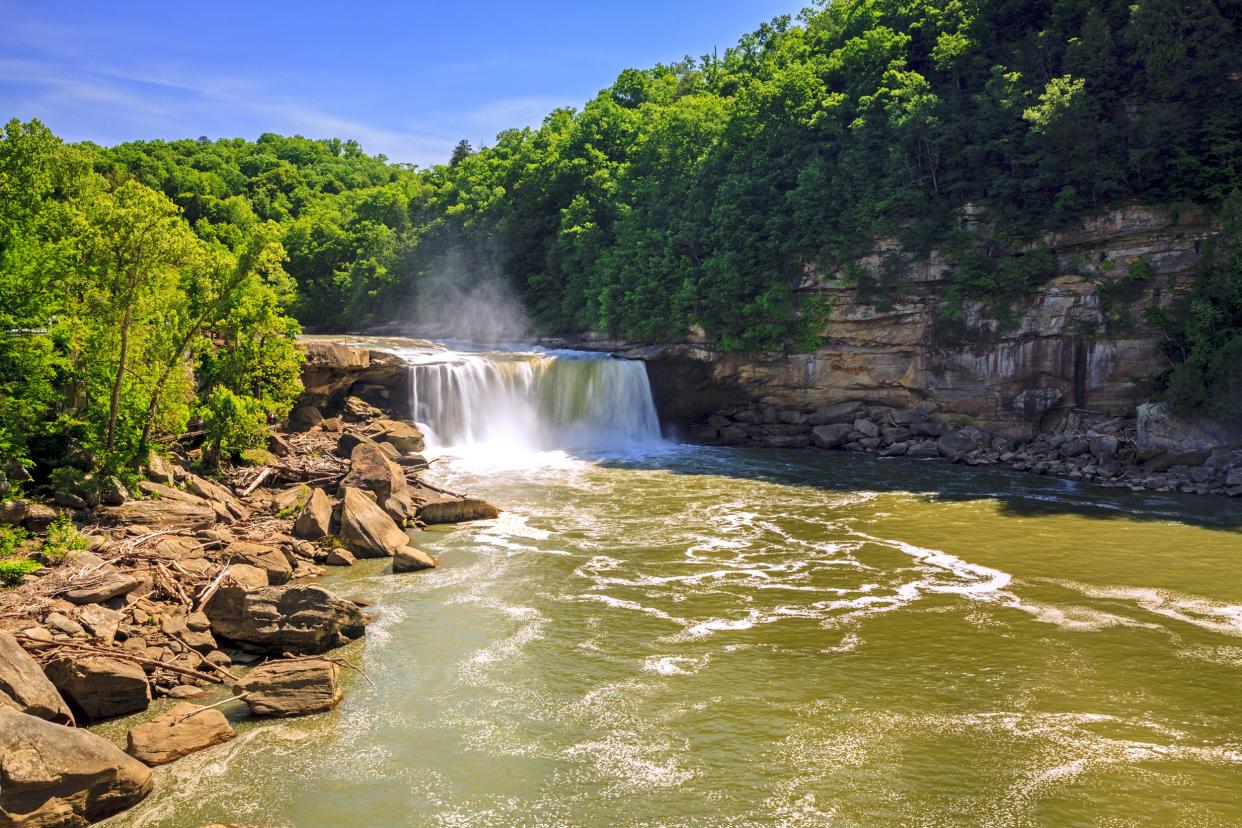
[0,384,497,826]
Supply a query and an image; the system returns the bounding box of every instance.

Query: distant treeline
[3,0,1241,481]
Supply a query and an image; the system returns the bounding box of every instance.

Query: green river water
[96,349,1242,828]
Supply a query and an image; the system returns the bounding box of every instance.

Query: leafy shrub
[0,558,41,586]
[200,386,269,464]
[0,525,30,558]
[40,514,89,564]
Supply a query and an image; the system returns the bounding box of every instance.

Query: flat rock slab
[234,659,342,717]
[126,702,235,766]
[0,708,153,826]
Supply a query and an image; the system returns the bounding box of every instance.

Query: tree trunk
[105,302,133,453]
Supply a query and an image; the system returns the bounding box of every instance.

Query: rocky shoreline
[691,400,1242,498]
[0,380,497,826]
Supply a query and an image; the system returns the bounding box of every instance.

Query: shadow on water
[590,443,1242,531]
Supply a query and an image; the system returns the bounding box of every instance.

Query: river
[102,346,1242,827]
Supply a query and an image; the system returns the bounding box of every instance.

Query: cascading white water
[403,349,662,451]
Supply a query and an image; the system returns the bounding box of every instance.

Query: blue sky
[1,1,805,167]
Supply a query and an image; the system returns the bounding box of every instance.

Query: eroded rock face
[234,659,342,717]
[97,496,217,530]
[0,708,154,827]
[371,419,425,454]
[632,205,1215,441]
[125,702,235,766]
[0,631,74,725]
[204,581,365,654]
[415,496,501,525]
[43,655,150,722]
[338,486,411,558]
[339,442,414,523]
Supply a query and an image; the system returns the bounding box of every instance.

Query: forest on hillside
[2,0,1242,481]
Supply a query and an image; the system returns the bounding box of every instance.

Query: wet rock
[414,494,501,524]
[811,423,854,449]
[761,434,810,448]
[0,708,154,826]
[293,488,333,540]
[339,486,412,557]
[808,401,866,426]
[910,419,951,438]
[0,631,74,725]
[225,541,293,586]
[44,655,150,722]
[937,428,992,463]
[907,441,943,458]
[60,550,142,605]
[324,548,357,567]
[234,659,342,717]
[1089,435,1120,460]
[204,579,365,654]
[878,442,909,457]
[393,546,438,573]
[125,702,235,766]
[880,426,912,444]
[853,419,880,439]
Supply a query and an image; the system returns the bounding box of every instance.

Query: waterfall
[403,349,662,451]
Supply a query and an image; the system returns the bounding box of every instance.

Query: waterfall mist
[402,249,531,345]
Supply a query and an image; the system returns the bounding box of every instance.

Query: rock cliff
[625,205,1217,441]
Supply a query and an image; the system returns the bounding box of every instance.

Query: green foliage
[0,118,305,481]
[200,386,269,464]
[0,525,30,558]
[1154,193,1242,417]
[0,521,37,588]
[0,558,41,586]
[40,513,89,564]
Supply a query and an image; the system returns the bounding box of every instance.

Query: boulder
[808,401,866,426]
[338,486,411,558]
[293,488,333,540]
[23,503,57,531]
[0,631,74,725]
[43,655,150,722]
[98,476,129,506]
[852,419,880,438]
[371,419,425,454]
[125,702,235,766]
[0,708,153,826]
[811,423,854,449]
[415,496,501,525]
[334,430,376,458]
[59,550,142,606]
[204,581,365,654]
[339,442,414,523]
[234,659,342,717]
[75,605,121,645]
[393,546,438,573]
[144,453,176,483]
[184,474,250,522]
[938,428,992,463]
[224,541,293,586]
[0,499,32,526]
[288,404,324,431]
[1089,435,1120,460]
[324,548,356,567]
[267,432,294,458]
[342,396,383,421]
[271,484,311,514]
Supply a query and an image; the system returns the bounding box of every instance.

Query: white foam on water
[642,654,710,676]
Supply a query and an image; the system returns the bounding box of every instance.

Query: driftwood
[19,637,228,685]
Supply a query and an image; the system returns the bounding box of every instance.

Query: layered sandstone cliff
[626,205,1216,441]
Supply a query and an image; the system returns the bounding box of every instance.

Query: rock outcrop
[338,442,414,523]
[628,205,1217,442]
[0,708,154,827]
